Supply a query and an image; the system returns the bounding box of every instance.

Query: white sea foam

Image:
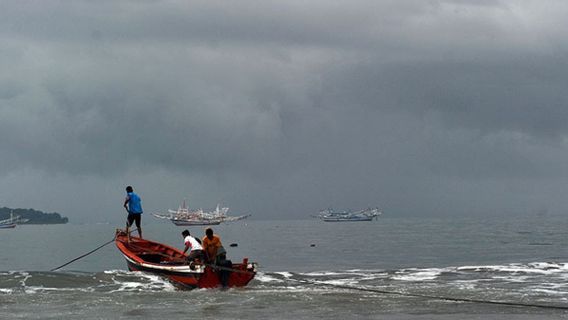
[103,269,130,275]
[23,286,95,294]
[255,273,285,283]
[18,272,31,289]
[302,271,349,276]
[529,288,568,296]
[346,269,386,273]
[457,262,568,275]
[303,270,387,278]
[491,275,531,283]
[392,268,444,281]
[251,286,336,294]
[535,282,568,290]
[105,269,176,292]
[453,280,479,290]
[321,278,359,286]
[274,271,293,278]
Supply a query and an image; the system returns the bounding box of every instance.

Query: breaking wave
[2,261,568,304]
[0,270,176,294]
[253,262,568,304]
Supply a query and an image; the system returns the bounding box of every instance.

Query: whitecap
[23,285,95,294]
[105,270,176,292]
[103,269,130,275]
[392,268,444,281]
[320,279,359,286]
[302,271,347,276]
[458,263,568,275]
[274,271,293,278]
[303,270,386,279]
[0,288,14,294]
[529,288,568,295]
[490,275,530,283]
[255,273,285,283]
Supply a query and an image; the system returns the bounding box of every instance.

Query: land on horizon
[0,207,68,224]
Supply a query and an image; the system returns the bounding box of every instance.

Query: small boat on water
[0,212,28,229]
[317,207,382,222]
[153,200,251,226]
[0,221,16,229]
[114,229,257,289]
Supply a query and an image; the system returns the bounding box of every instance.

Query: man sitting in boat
[181,230,204,263]
[201,228,233,287]
[202,228,224,264]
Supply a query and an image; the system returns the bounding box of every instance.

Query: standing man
[124,186,143,239]
[182,230,204,263]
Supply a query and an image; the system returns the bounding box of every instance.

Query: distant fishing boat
[0,212,28,229]
[317,207,382,222]
[0,221,16,229]
[153,200,251,226]
[114,229,257,289]
[169,217,223,226]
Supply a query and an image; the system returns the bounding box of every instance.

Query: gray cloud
[1,0,568,222]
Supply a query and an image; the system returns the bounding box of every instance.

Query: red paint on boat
[114,229,256,289]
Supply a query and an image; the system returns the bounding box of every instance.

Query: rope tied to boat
[50,228,137,272]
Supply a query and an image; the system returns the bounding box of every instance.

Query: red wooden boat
[114,229,257,289]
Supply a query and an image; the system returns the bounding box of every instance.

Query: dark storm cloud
[324,57,568,137]
[1,0,568,221]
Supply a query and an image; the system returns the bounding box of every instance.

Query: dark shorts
[127,214,141,228]
[187,249,204,262]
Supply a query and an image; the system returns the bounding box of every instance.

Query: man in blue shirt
[123,186,143,239]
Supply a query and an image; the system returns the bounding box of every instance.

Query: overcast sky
[1,1,568,223]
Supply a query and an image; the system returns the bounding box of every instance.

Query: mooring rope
[287,277,568,311]
[50,229,137,272]
[50,239,115,272]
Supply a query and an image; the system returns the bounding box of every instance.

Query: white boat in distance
[0,212,29,229]
[317,207,382,222]
[153,200,250,226]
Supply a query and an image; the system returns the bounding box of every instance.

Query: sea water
[1,215,568,319]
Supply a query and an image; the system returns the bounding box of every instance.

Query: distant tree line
[0,207,68,224]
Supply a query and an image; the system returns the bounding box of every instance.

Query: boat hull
[318,208,381,222]
[322,216,374,222]
[115,230,256,289]
[0,223,16,229]
[171,219,222,226]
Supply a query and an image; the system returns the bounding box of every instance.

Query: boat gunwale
[120,254,205,274]
[115,234,206,273]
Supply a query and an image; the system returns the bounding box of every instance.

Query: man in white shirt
[181,230,204,263]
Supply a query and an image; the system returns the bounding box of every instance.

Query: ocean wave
[391,268,446,281]
[3,261,568,301]
[0,270,176,294]
[457,262,568,274]
[106,271,176,293]
[251,261,568,304]
[255,272,285,283]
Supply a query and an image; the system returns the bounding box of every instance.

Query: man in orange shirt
[202,228,223,263]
